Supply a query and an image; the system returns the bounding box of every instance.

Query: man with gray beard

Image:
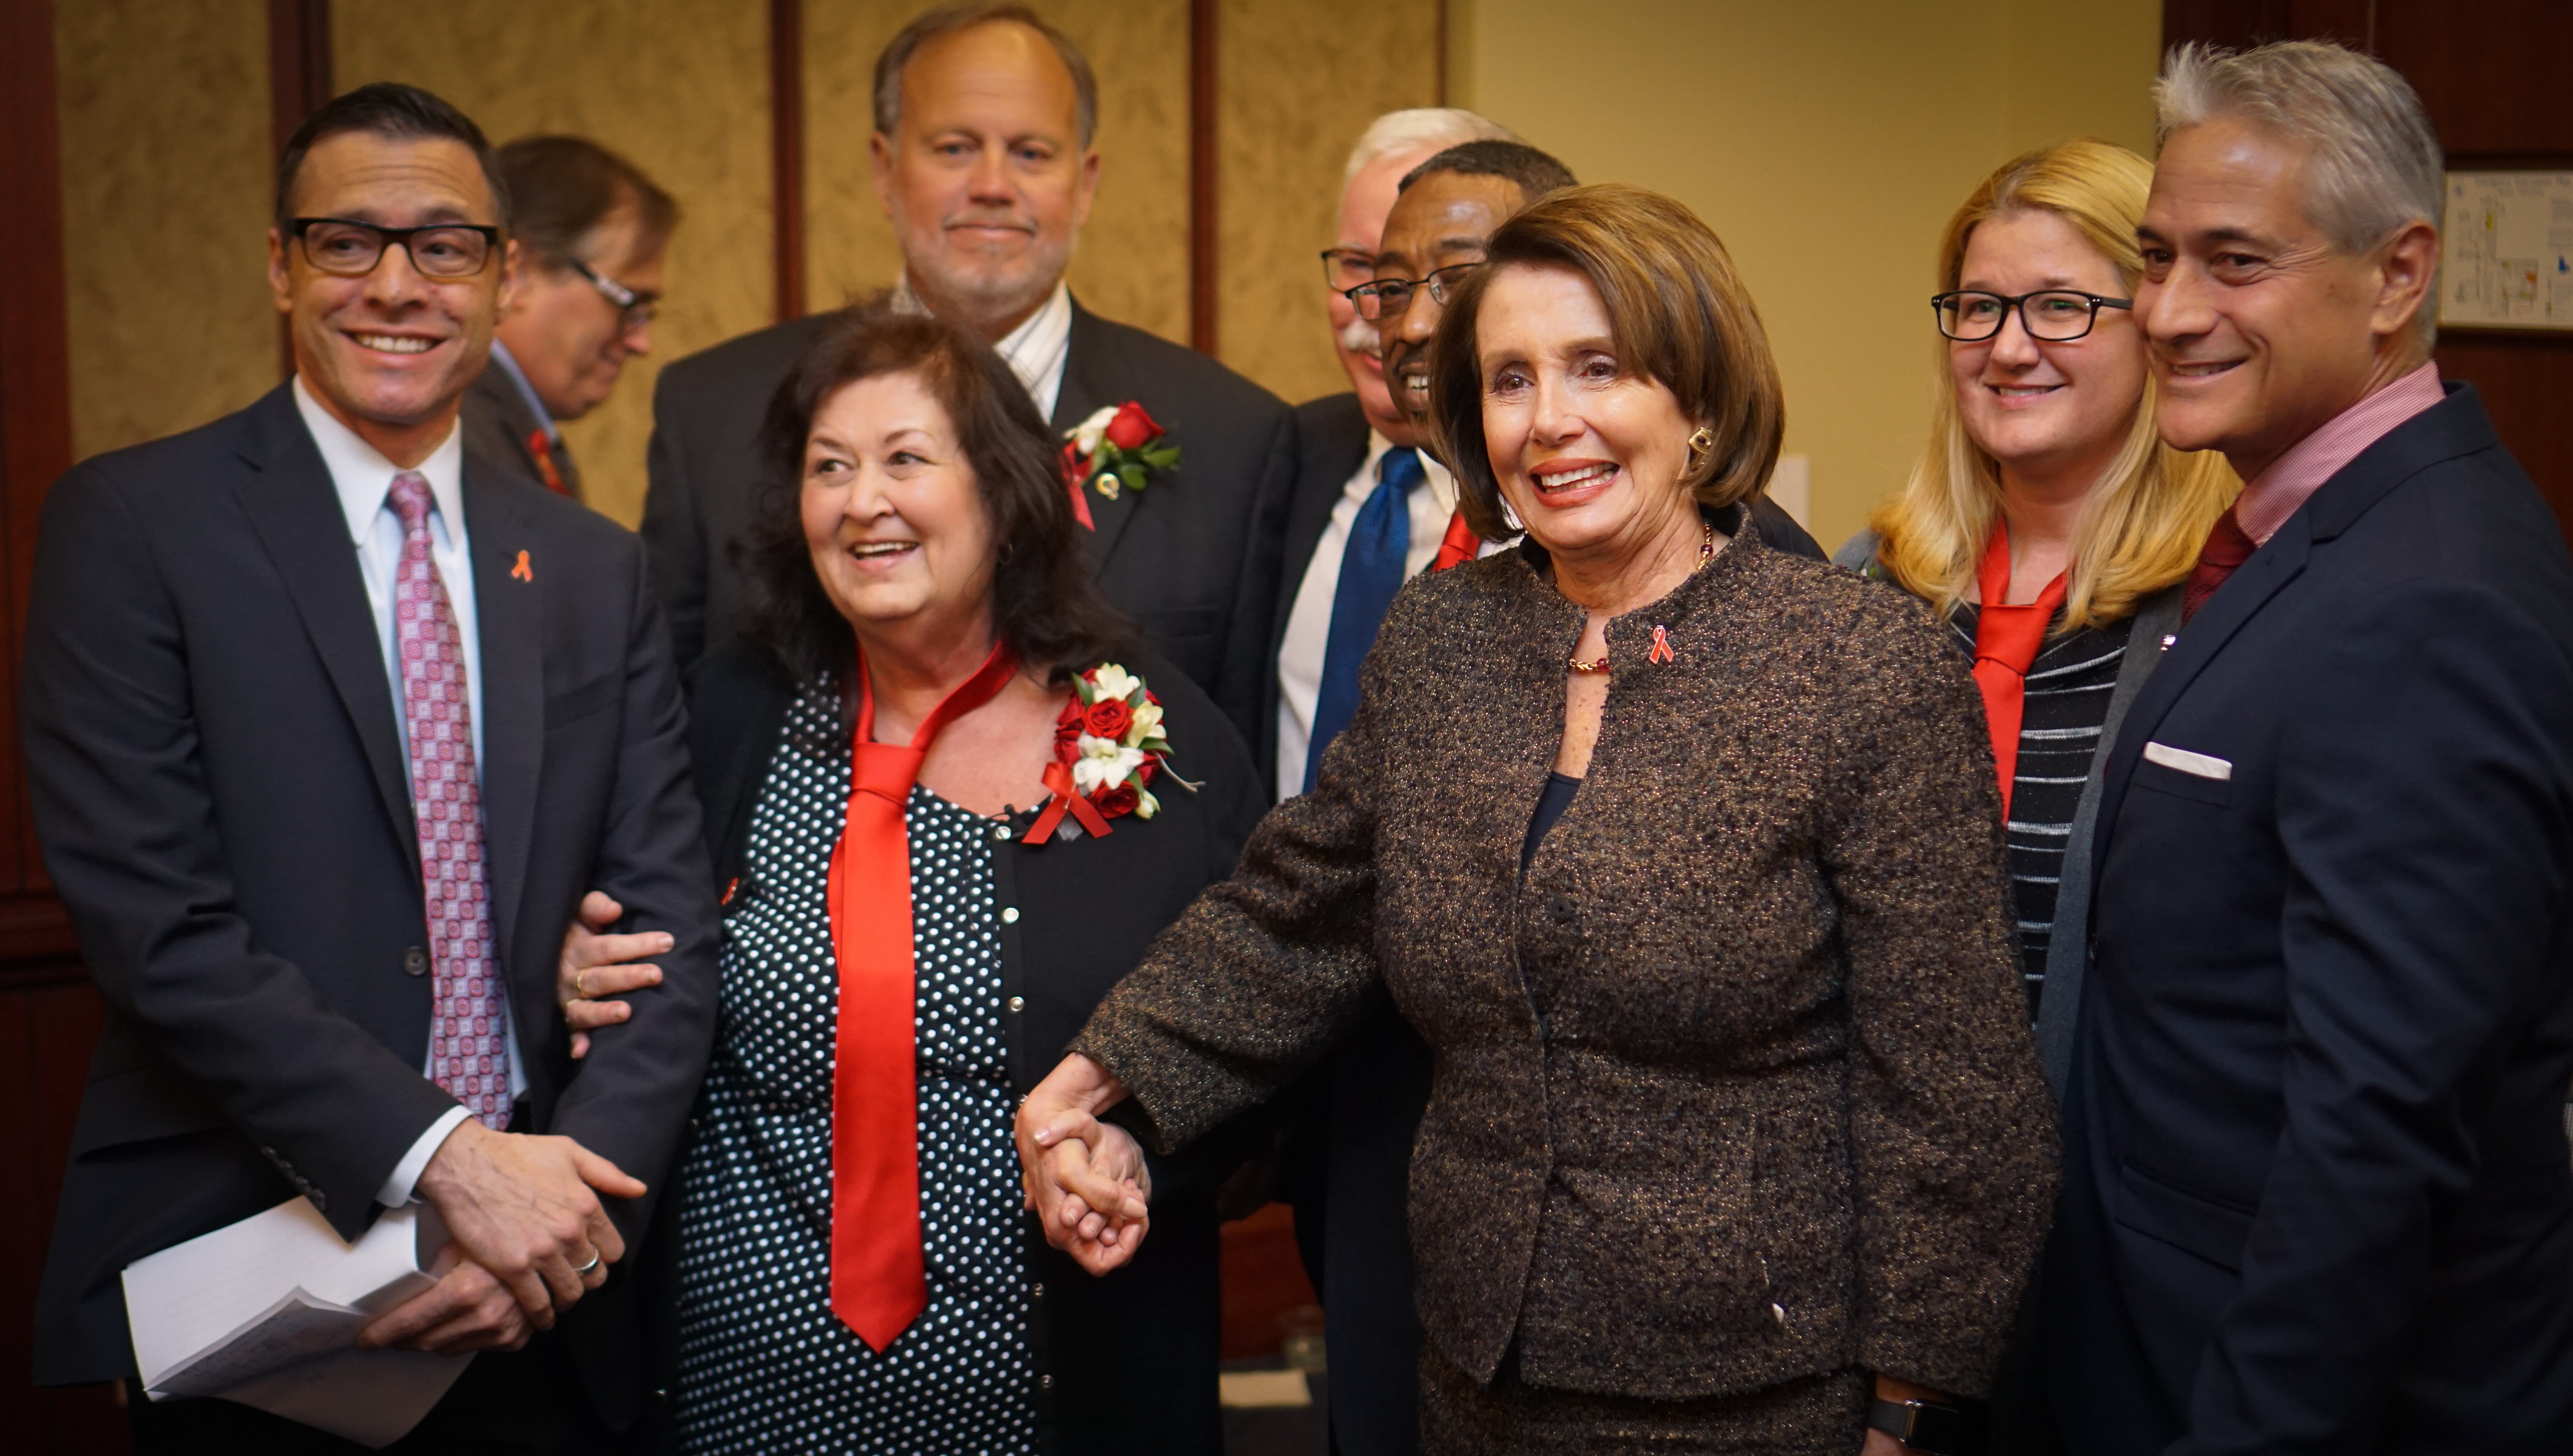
[641,2,1294,754]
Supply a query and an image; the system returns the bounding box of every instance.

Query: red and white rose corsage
[1058,402,1180,530]
[1025,663,1190,843]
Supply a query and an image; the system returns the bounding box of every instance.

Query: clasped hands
[1013,1054,1155,1274]
[353,892,668,1357]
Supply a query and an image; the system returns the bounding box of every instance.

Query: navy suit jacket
[2042,383,2573,1454]
[24,385,722,1428]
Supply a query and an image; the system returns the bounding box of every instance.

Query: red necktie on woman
[825,639,1021,1351]
[1970,522,2067,818]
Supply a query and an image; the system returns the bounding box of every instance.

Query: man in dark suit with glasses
[25,83,717,1452]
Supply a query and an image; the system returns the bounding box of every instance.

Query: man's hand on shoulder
[409,1117,646,1326]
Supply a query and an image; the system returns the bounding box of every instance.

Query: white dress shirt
[291,379,529,1207]
[1274,433,1464,796]
[893,277,1075,422]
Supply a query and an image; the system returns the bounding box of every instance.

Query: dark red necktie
[1970,521,2066,820]
[2182,505,2257,624]
[825,640,1021,1350]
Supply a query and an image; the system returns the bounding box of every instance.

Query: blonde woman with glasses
[1836,138,2234,1091]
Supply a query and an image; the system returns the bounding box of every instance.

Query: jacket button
[1000,907,1020,925]
[1041,1374,1053,1389]
[1548,895,1575,924]
[402,947,430,977]
[993,823,1012,841]
[1032,1282,1045,1298]
[1007,996,1024,1013]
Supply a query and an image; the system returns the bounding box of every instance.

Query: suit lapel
[1052,300,1149,570]
[234,390,418,869]
[2092,515,2311,866]
[465,470,543,957]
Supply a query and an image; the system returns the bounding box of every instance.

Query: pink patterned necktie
[388,472,510,1131]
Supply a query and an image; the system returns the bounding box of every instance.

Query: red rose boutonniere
[1057,402,1181,530]
[1024,662,1195,843]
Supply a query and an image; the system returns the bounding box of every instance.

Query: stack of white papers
[122,1196,475,1448]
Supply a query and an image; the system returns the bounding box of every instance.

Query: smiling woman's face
[1476,262,1697,562]
[800,369,997,640]
[1950,207,2145,487]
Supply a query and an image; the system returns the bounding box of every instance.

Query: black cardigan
[638,641,1270,1455]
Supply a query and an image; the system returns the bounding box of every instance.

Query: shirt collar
[293,374,467,545]
[2237,360,2444,545]
[891,275,1075,407]
[485,338,558,441]
[1360,430,1458,515]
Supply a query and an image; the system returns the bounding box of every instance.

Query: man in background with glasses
[24,82,717,1452]
[1273,110,1517,803]
[465,135,679,505]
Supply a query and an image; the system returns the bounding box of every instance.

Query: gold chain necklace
[1567,519,1716,674]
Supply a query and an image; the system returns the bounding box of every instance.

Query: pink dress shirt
[2236,362,2445,545]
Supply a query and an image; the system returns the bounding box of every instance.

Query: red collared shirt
[2237,361,2444,545]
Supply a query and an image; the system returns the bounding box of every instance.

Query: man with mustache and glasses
[641,1,1295,758]
[1272,109,1518,802]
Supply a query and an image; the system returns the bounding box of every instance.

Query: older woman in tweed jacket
[1018,186,2058,1454]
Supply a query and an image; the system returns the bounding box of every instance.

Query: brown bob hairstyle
[1428,184,1785,541]
[740,295,1131,686]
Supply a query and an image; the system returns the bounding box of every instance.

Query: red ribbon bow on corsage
[1025,662,1193,844]
[1058,402,1182,531]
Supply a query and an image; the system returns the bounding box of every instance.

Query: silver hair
[1342,108,1518,189]
[2154,40,2443,255]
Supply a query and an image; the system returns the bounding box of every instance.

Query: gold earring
[1686,426,1716,457]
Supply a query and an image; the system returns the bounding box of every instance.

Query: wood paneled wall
[336,0,778,530]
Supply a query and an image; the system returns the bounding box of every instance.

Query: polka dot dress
[675,679,1038,1454]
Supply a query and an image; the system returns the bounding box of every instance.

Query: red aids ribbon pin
[1648,625,1675,664]
[510,550,534,582]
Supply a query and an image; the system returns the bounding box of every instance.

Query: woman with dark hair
[1016,186,2057,1452]
[570,297,1263,1454]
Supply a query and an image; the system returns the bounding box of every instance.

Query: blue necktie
[1307,448,1426,792]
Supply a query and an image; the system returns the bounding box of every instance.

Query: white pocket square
[2143,741,2233,781]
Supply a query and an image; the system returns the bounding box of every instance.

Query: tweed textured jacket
[1075,514,2059,1404]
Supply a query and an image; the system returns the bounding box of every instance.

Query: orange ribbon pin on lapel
[1648,625,1675,664]
[510,550,533,582]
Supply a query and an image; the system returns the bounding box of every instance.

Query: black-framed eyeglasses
[567,258,658,332]
[1341,262,1481,322]
[1932,289,2132,342]
[1320,248,1375,292]
[291,217,500,280]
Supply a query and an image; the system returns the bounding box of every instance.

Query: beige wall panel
[1451,0,2160,551]
[804,0,1191,346]
[1214,0,1442,406]
[56,1,275,463]
[2001,0,2160,159]
[337,0,773,528]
